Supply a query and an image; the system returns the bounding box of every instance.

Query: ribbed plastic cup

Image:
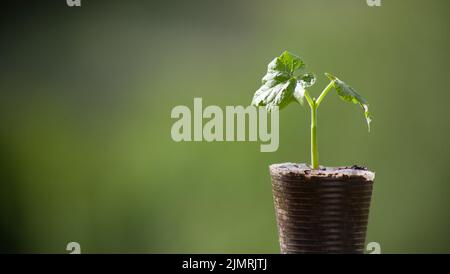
[270,163,375,254]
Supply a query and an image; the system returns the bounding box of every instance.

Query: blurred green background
[1,0,450,253]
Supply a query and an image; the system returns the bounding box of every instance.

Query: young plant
[252,51,371,169]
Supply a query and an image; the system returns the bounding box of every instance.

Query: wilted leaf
[325,73,372,131]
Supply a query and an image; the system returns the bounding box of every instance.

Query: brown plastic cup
[270,163,375,254]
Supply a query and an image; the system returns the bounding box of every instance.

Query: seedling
[252,51,372,169]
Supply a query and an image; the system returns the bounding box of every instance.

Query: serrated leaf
[252,51,315,110]
[325,73,372,131]
[252,78,296,111]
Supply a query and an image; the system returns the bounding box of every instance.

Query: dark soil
[270,163,375,182]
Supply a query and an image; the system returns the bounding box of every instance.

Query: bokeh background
[1,0,449,253]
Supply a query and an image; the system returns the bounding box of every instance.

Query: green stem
[306,81,336,169]
[304,90,315,108]
[315,80,335,108]
[311,103,319,169]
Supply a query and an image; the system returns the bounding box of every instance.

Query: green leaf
[325,73,372,131]
[299,73,316,88]
[293,80,307,105]
[252,78,296,111]
[252,51,315,110]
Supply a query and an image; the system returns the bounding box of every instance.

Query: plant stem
[304,90,315,108]
[311,103,319,169]
[315,80,335,108]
